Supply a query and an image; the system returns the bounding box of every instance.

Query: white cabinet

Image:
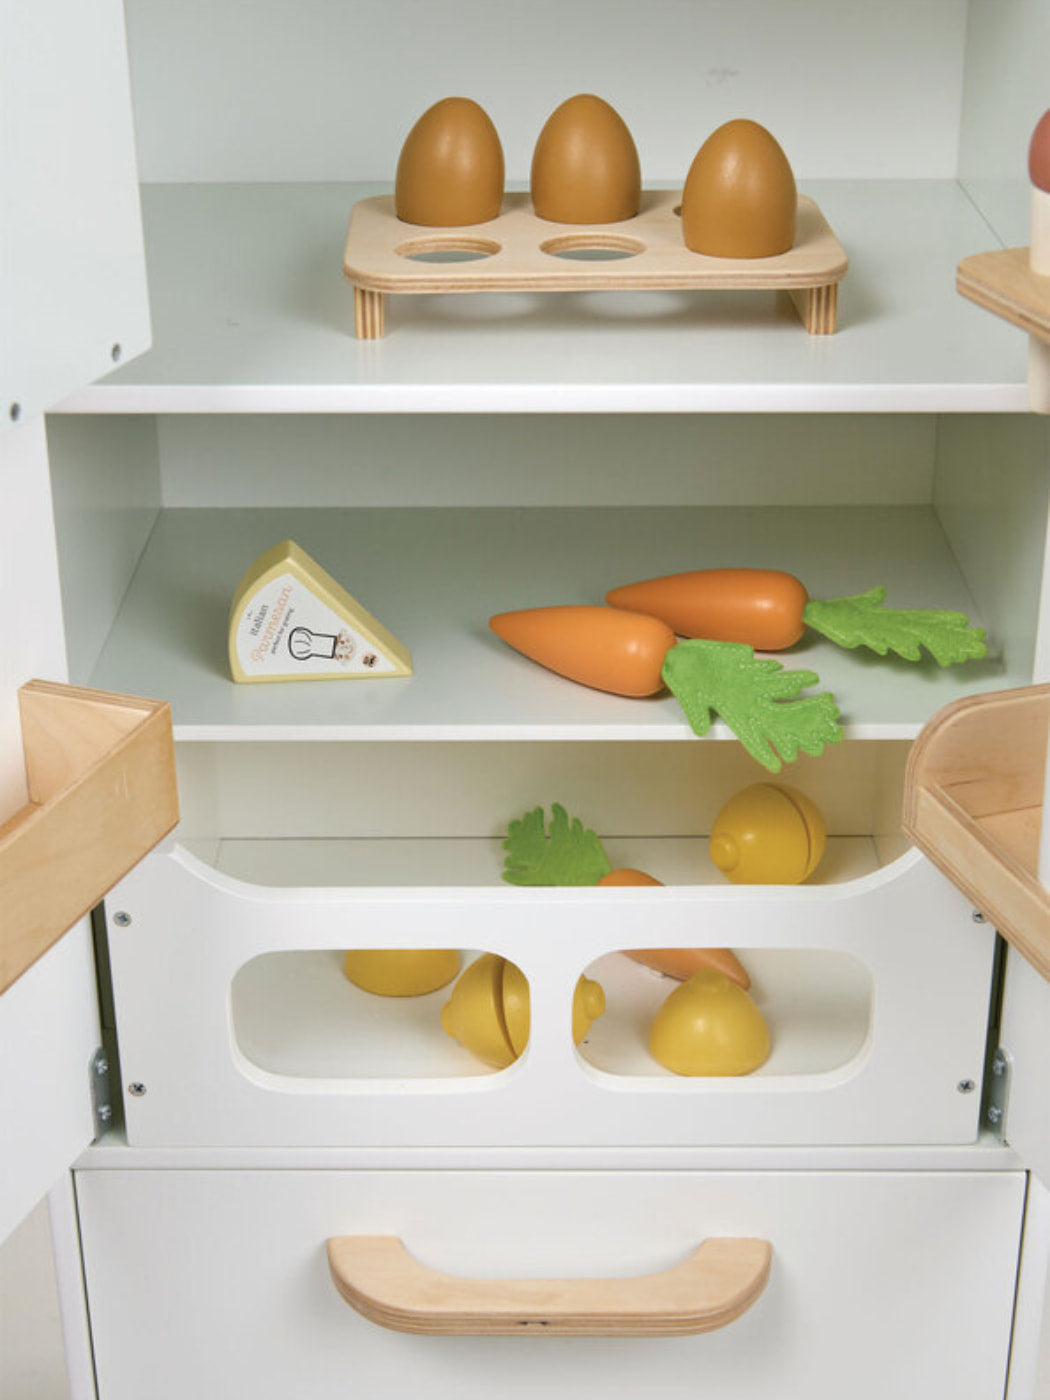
[3,1,1050,1397]
[75,1167,1026,1400]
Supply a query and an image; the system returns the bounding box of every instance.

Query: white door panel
[0,924,100,1243]
[0,422,100,1241]
[0,0,151,426]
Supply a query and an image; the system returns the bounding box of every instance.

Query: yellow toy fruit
[440,953,515,1068]
[709,783,826,885]
[572,975,606,1046]
[501,959,530,1057]
[649,970,771,1076]
[343,949,461,997]
[502,959,606,1055]
[440,955,606,1067]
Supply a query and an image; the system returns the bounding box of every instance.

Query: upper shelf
[54,180,1029,416]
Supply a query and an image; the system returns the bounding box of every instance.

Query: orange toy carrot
[489,603,842,773]
[490,604,673,696]
[598,869,750,988]
[502,807,750,989]
[606,569,987,666]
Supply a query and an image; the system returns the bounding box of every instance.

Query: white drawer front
[106,845,993,1148]
[76,1168,1023,1400]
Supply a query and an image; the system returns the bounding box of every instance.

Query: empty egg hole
[395,236,502,264]
[540,233,646,262]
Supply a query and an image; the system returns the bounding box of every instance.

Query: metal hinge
[90,1047,113,1136]
[985,1047,1011,1134]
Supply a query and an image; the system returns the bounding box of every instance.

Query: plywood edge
[903,685,1050,980]
[19,680,167,802]
[956,248,1050,345]
[343,191,848,297]
[0,682,179,994]
[327,1235,771,1337]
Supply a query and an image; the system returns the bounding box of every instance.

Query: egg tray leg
[354,286,386,339]
[789,283,838,335]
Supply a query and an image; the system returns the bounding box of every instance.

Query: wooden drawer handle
[327,1235,772,1336]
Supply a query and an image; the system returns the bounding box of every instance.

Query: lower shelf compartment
[231,945,870,1082]
[222,835,875,1083]
[106,831,993,1150]
[75,1166,1025,1400]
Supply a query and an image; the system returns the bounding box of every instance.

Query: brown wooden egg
[395,97,504,226]
[681,119,797,258]
[531,94,641,224]
[1030,109,1050,193]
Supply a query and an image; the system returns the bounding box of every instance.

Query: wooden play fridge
[4,2,1050,1396]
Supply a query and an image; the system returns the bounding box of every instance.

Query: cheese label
[228,541,412,684]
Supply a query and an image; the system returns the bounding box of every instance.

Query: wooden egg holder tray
[343,190,848,338]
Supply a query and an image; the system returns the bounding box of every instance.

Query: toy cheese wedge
[229,540,412,684]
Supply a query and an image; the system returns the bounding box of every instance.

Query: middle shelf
[82,503,1014,742]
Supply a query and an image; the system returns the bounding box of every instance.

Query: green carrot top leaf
[803,587,987,666]
[662,639,844,774]
[502,803,612,886]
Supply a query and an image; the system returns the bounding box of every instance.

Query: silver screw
[111,343,122,363]
[992,1053,1008,1076]
[957,1079,976,1094]
[127,1082,147,1097]
[97,1104,113,1122]
[112,911,132,927]
[95,1056,109,1076]
[972,911,988,924]
[988,1105,1004,1126]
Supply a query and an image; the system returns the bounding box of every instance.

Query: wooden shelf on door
[0,681,179,993]
[902,683,1050,979]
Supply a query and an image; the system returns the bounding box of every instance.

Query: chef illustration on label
[287,626,375,667]
[228,540,412,684]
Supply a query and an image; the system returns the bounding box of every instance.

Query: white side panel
[47,1174,99,1400]
[0,421,100,1240]
[46,415,162,683]
[0,926,100,1242]
[0,0,150,424]
[125,0,968,181]
[0,1201,69,1400]
[0,420,67,806]
[76,1168,1023,1400]
[933,415,1050,685]
[1008,1177,1050,1400]
[1001,953,1050,1190]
